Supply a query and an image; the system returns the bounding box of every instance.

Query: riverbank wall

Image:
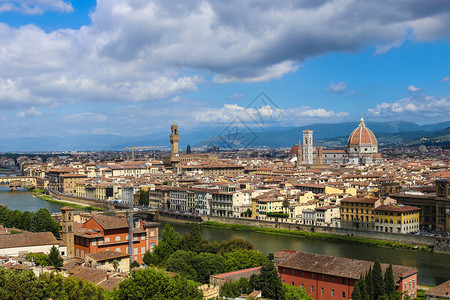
[200,215,440,248]
[48,190,112,210]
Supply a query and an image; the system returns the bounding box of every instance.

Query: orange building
[74,215,158,264]
[276,250,418,300]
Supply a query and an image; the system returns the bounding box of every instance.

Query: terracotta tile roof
[70,266,108,285]
[98,276,124,291]
[277,251,416,282]
[90,215,129,230]
[341,196,379,204]
[0,232,58,249]
[86,250,129,262]
[424,280,450,298]
[212,267,261,282]
[375,204,420,212]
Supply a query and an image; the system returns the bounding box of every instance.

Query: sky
[0,0,449,139]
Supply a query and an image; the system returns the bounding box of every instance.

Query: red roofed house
[74,215,159,264]
[276,250,418,300]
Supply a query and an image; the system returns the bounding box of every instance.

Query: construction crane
[124,146,167,161]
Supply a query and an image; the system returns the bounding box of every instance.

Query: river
[0,187,66,212]
[0,188,448,286]
[159,221,450,286]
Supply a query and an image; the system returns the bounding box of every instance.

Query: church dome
[289,144,299,155]
[347,116,377,147]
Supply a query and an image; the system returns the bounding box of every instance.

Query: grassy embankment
[32,189,103,211]
[201,221,433,252]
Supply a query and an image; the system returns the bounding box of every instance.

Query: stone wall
[201,215,438,247]
[48,191,113,210]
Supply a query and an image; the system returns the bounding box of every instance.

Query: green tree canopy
[115,268,202,300]
[181,223,204,253]
[283,283,313,300]
[352,281,362,300]
[29,208,60,238]
[224,249,268,272]
[48,245,63,269]
[0,267,109,300]
[373,259,386,300]
[145,224,181,266]
[384,264,396,294]
[259,261,285,300]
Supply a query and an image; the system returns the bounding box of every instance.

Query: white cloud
[287,107,349,119]
[0,0,73,15]
[0,0,448,113]
[62,113,107,122]
[368,94,450,119]
[16,106,42,118]
[229,93,245,100]
[325,81,347,94]
[407,85,422,92]
[193,104,283,124]
[441,76,450,82]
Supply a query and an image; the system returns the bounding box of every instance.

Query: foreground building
[74,215,159,264]
[276,250,418,300]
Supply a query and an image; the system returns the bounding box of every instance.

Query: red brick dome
[347,116,377,147]
[289,144,299,155]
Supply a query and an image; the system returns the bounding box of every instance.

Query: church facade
[291,116,382,166]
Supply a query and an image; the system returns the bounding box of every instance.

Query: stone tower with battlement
[170,123,179,157]
[302,130,314,164]
[61,206,74,258]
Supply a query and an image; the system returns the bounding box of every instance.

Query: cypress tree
[259,262,285,300]
[373,259,385,300]
[384,264,396,294]
[352,281,362,300]
[366,267,375,300]
[359,274,370,300]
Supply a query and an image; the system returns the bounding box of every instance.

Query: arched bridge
[0,176,37,190]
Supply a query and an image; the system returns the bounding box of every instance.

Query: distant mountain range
[0,121,448,152]
[195,121,450,149]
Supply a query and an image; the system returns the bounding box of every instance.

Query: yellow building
[374,204,420,233]
[340,196,381,230]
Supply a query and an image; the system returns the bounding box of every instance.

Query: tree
[130,261,140,269]
[282,199,290,214]
[115,268,202,300]
[139,189,149,206]
[192,252,226,283]
[352,281,362,300]
[218,238,254,254]
[149,224,181,265]
[112,260,119,272]
[384,264,396,295]
[359,274,369,300]
[25,252,50,266]
[224,249,268,272]
[283,283,313,300]
[259,261,285,300]
[182,223,204,253]
[186,144,192,154]
[0,267,109,300]
[373,259,386,300]
[220,277,251,298]
[366,267,375,300]
[166,250,198,280]
[29,208,60,238]
[48,245,63,269]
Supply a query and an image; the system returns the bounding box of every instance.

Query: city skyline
[0,0,449,139]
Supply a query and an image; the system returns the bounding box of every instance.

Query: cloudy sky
[0,0,449,139]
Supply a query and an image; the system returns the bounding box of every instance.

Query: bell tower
[61,206,74,258]
[170,123,179,157]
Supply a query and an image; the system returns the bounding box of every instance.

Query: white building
[0,232,66,257]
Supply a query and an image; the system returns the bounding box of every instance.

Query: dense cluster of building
[1,121,448,233]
